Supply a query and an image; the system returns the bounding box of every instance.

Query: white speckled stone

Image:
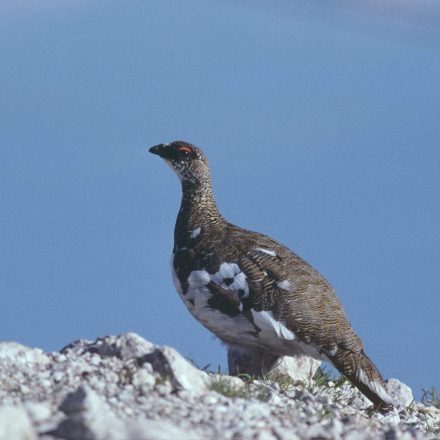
[0,334,437,440]
[386,378,414,407]
[0,342,50,365]
[0,405,37,440]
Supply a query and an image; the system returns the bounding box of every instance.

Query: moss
[209,378,251,399]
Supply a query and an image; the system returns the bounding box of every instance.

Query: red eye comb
[177,145,193,153]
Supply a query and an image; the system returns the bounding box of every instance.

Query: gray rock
[55,386,126,440]
[304,423,333,439]
[61,333,155,360]
[272,427,302,440]
[324,418,344,439]
[0,333,438,440]
[128,419,203,440]
[386,378,414,407]
[0,405,37,440]
[142,346,209,393]
[59,386,100,416]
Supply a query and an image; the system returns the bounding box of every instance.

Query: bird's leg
[227,346,279,378]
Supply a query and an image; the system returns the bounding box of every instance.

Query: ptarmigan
[149,140,394,409]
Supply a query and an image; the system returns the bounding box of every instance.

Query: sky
[1,0,439,398]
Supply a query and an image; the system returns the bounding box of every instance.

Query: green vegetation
[422,387,440,409]
[209,378,252,399]
[263,372,296,392]
[312,367,334,387]
[312,367,349,389]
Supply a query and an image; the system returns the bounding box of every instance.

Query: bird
[149,140,394,409]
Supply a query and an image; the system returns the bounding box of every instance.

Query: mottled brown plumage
[149,141,393,409]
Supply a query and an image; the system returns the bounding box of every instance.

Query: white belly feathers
[171,257,304,353]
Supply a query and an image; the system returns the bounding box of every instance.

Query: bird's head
[149,141,210,184]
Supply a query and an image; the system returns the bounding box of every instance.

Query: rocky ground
[0,333,439,440]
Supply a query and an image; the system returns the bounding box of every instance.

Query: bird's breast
[170,252,321,356]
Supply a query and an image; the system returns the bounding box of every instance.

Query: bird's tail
[330,348,394,409]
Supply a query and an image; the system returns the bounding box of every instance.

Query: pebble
[0,404,37,440]
[202,394,218,405]
[0,333,437,440]
[52,371,64,382]
[24,402,52,423]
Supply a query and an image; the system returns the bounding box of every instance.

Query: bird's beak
[148,144,167,157]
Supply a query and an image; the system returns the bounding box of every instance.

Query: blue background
[1,1,439,398]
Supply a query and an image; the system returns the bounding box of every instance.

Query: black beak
[149,144,167,157]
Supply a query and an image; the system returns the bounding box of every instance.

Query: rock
[305,423,333,439]
[131,365,156,392]
[0,342,50,365]
[324,418,344,439]
[0,333,438,440]
[55,385,204,440]
[141,346,209,393]
[128,419,204,440]
[381,409,401,425]
[0,405,37,440]
[272,427,302,440]
[227,346,320,383]
[24,401,52,424]
[61,333,155,360]
[268,355,321,384]
[386,378,414,407]
[55,386,126,440]
[210,373,245,390]
[59,386,100,416]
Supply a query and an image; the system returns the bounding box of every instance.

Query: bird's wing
[217,227,393,408]
[227,231,363,357]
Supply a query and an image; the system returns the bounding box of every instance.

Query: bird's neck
[174,180,225,248]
